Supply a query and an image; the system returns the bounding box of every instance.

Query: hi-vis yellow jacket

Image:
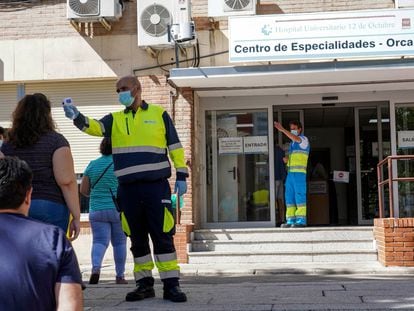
[287,135,310,174]
[74,101,188,184]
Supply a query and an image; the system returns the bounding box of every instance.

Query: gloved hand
[174,180,187,197]
[62,97,80,120]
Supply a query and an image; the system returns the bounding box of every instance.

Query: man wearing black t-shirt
[0,157,83,311]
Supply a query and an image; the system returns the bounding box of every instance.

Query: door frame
[355,103,391,224]
[197,92,406,229]
[355,106,383,225]
[200,106,276,229]
[390,101,414,218]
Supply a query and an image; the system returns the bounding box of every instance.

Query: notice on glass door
[243,136,268,154]
[333,170,350,183]
[219,137,243,154]
[398,131,414,149]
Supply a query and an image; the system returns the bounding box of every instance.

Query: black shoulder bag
[90,162,113,189]
[90,162,120,212]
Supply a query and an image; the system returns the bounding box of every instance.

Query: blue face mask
[290,130,299,136]
[118,90,135,107]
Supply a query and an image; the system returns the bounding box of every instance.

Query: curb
[80,262,414,281]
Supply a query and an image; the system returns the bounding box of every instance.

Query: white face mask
[290,130,299,136]
[0,140,3,147]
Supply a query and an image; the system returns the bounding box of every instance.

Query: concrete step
[191,239,375,252]
[188,250,378,264]
[193,227,374,242]
[189,227,376,264]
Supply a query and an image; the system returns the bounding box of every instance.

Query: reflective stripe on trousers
[133,254,154,280]
[154,252,180,279]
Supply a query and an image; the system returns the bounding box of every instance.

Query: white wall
[0,35,168,81]
[0,29,234,82]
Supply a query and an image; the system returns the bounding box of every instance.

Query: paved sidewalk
[83,274,414,310]
[74,233,414,310]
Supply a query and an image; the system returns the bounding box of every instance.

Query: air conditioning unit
[67,0,122,21]
[208,0,256,17]
[138,0,194,48]
[138,0,173,47]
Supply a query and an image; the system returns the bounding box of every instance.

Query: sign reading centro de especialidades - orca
[228,9,414,63]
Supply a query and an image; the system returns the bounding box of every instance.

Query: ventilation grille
[140,4,171,37]
[69,0,99,16]
[224,0,251,10]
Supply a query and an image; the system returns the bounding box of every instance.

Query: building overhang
[168,58,414,97]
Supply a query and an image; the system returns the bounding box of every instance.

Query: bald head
[116,75,142,110]
[116,75,141,92]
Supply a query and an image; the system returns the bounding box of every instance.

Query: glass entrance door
[395,104,414,217]
[205,109,271,226]
[355,106,390,224]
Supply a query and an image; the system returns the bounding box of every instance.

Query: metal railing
[377,155,414,218]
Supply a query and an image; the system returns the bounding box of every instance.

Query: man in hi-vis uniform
[63,76,188,303]
[274,120,310,227]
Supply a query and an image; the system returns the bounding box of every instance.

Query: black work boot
[125,283,155,301]
[163,285,187,302]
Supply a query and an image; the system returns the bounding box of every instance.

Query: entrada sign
[229,9,414,63]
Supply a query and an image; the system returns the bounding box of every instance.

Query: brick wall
[174,224,194,263]
[259,0,394,14]
[374,218,414,267]
[0,0,395,40]
[172,87,194,222]
[0,1,73,40]
[191,0,394,17]
[0,0,137,40]
[80,220,92,235]
[193,0,395,30]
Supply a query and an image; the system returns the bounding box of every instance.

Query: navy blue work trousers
[117,179,176,258]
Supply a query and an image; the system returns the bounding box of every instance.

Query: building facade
[1,1,413,245]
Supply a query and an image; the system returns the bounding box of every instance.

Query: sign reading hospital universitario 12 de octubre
[229,9,414,63]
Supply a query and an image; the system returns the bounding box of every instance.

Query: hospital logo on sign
[402,18,411,29]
